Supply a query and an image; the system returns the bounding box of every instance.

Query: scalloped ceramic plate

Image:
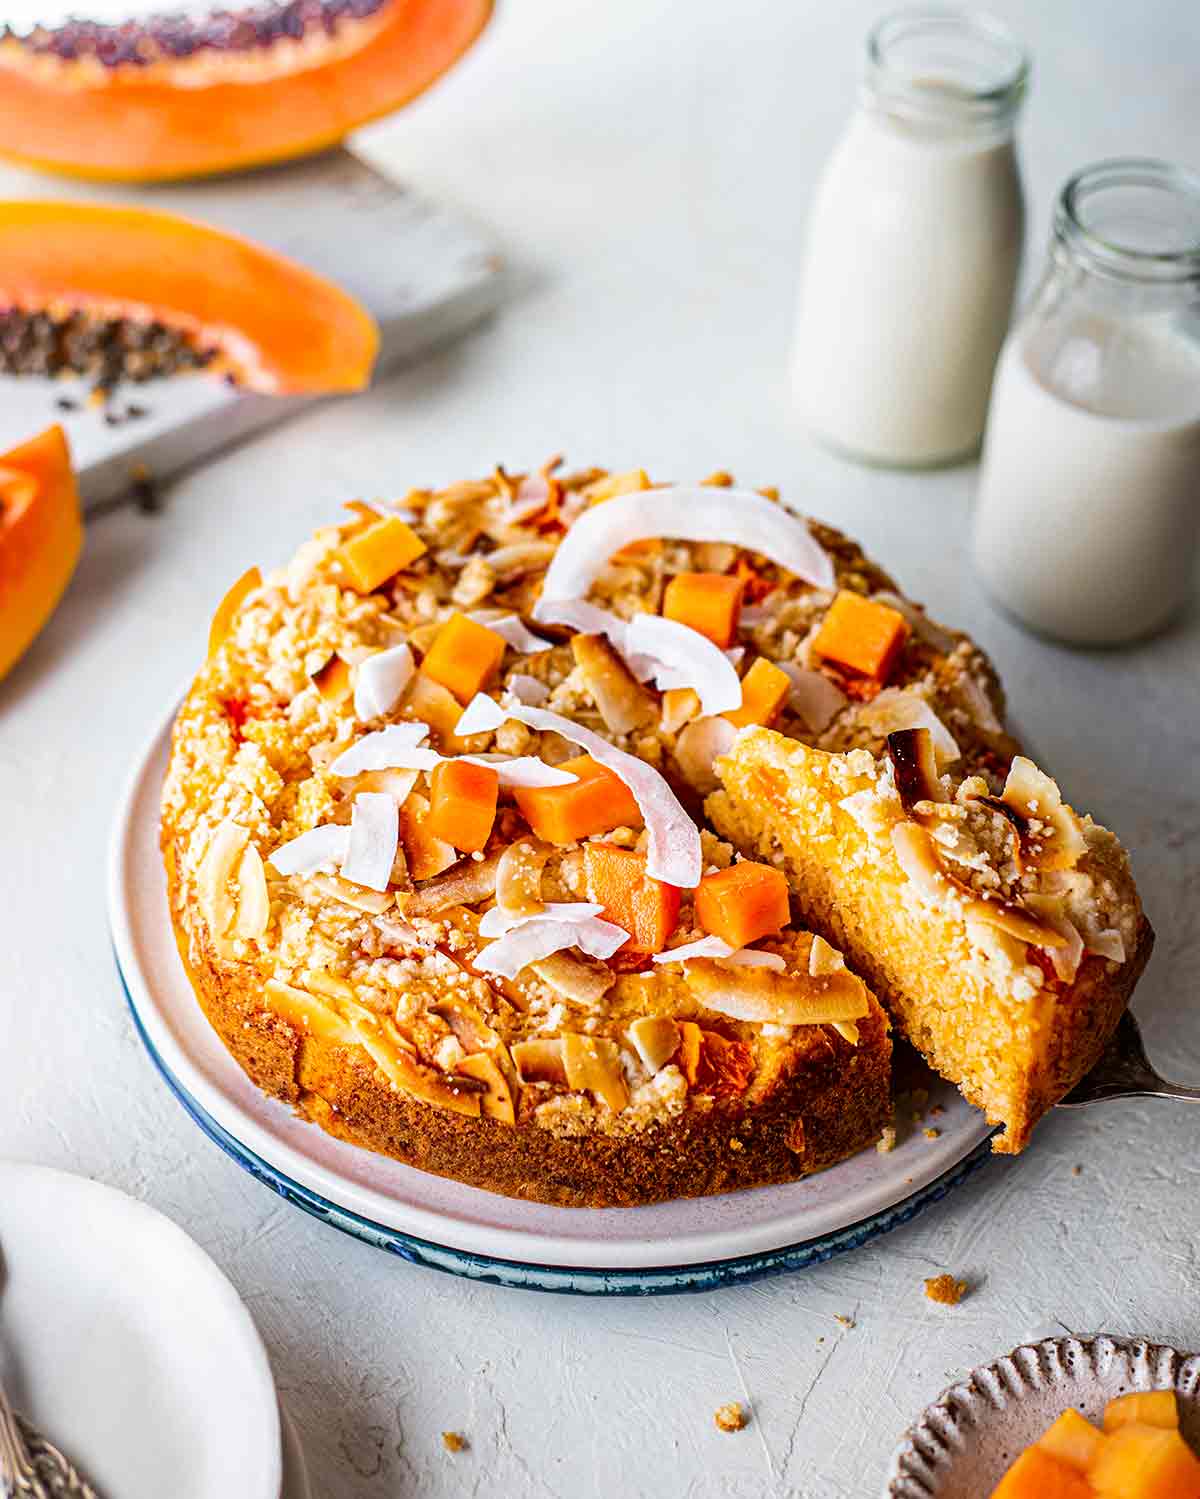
[108,698,996,1293]
[885,1335,1200,1498]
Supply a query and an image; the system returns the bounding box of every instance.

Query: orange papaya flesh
[0,200,379,395]
[0,425,83,682]
[0,0,493,183]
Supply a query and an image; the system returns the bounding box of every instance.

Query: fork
[1059,1009,1200,1108]
[0,1382,101,1499]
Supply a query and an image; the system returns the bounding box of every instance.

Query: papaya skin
[0,201,378,395]
[0,0,492,183]
[0,426,83,684]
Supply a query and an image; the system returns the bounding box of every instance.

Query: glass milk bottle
[792,8,1028,466]
[973,160,1200,645]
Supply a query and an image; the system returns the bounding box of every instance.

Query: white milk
[794,108,1024,467]
[973,320,1200,644]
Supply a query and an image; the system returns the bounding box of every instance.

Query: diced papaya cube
[1037,1409,1106,1470]
[662,571,744,648]
[1089,1423,1200,1499]
[426,759,499,854]
[1103,1391,1179,1433]
[208,566,261,658]
[676,1020,702,1085]
[337,514,427,593]
[724,656,791,729]
[420,612,507,705]
[811,589,909,682]
[513,756,641,845]
[694,861,790,948]
[990,1447,1094,1499]
[583,843,681,953]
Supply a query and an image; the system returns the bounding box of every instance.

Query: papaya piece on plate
[0,0,493,182]
[812,589,909,683]
[989,1447,1093,1499]
[1103,1391,1179,1432]
[420,612,506,705]
[513,756,642,845]
[1036,1409,1106,1470]
[723,656,791,729]
[582,843,681,953]
[694,861,790,949]
[0,425,82,682]
[1089,1423,1200,1499]
[0,201,378,394]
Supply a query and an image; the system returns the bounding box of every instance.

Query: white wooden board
[0,149,507,510]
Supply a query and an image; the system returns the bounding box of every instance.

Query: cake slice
[707,726,1152,1152]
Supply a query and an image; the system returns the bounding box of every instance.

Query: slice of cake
[707,727,1152,1152]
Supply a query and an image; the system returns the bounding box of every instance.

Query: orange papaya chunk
[583,843,681,953]
[676,1020,702,1085]
[1103,1391,1179,1433]
[1089,1423,1200,1499]
[662,571,744,648]
[812,589,910,683]
[338,515,427,593]
[1037,1409,1106,1470]
[0,201,377,393]
[694,861,790,949]
[513,756,642,845]
[426,758,499,853]
[0,0,492,182]
[0,424,82,682]
[724,656,791,729]
[420,612,507,705]
[208,566,262,658]
[990,1447,1093,1499]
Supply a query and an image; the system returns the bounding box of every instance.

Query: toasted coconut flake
[398,791,458,884]
[496,838,552,916]
[623,613,743,715]
[485,540,557,576]
[571,632,658,734]
[1001,757,1087,871]
[307,874,394,915]
[457,1051,516,1124]
[653,936,736,964]
[1088,928,1126,963]
[871,591,958,655]
[460,755,578,788]
[505,674,552,707]
[969,791,1027,870]
[328,722,430,777]
[404,849,503,916]
[429,999,500,1053]
[198,819,249,940]
[954,670,1006,737]
[352,767,420,807]
[268,823,350,877]
[562,1033,629,1113]
[530,598,631,652]
[533,486,834,611]
[467,611,554,654]
[528,950,616,1008]
[454,694,703,888]
[675,715,738,795]
[341,792,399,893]
[310,652,353,704]
[353,643,414,721]
[477,901,604,939]
[474,914,629,979]
[352,1018,481,1119]
[264,978,360,1048]
[627,1016,682,1073]
[686,960,870,1025]
[831,1022,860,1046]
[808,934,845,977]
[233,843,269,940]
[512,1038,568,1086]
[1024,894,1085,982]
[859,689,960,768]
[887,727,948,816]
[777,663,848,732]
[660,686,701,735]
[723,949,787,972]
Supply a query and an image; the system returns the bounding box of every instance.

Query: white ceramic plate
[0,1162,281,1499]
[885,1335,1200,1497]
[108,700,994,1283]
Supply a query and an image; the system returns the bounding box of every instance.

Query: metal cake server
[1059,1010,1200,1108]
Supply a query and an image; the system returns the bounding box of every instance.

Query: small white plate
[0,1162,281,1499]
[108,698,994,1285]
[885,1335,1200,1497]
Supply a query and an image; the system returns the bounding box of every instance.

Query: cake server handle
[1058,1010,1200,1108]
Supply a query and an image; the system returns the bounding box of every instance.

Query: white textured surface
[1,0,1199,1494]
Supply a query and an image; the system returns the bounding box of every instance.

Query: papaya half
[0,0,492,182]
[0,200,379,395]
[0,425,83,683]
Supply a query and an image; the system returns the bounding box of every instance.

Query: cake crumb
[728,1137,745,1153]
[442,1432,468,1453]
[923,1127,941,1140]
[924,1274,968,1306]
[1072,1164,1083,1177]
[714,1401,747,1433]
[833,1313,855,1329]
[876,1124,897,1154]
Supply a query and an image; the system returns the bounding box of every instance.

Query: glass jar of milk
[793,8,1028,467]
[973,160,1200,645]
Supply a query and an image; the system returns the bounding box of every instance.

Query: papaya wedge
[0,0,492,183]
[0,425,83,683]
[0,201,378,395]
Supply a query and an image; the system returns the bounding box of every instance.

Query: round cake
[161,464,1149,1205]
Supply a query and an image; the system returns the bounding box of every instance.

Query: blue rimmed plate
[108,699,996,1295]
